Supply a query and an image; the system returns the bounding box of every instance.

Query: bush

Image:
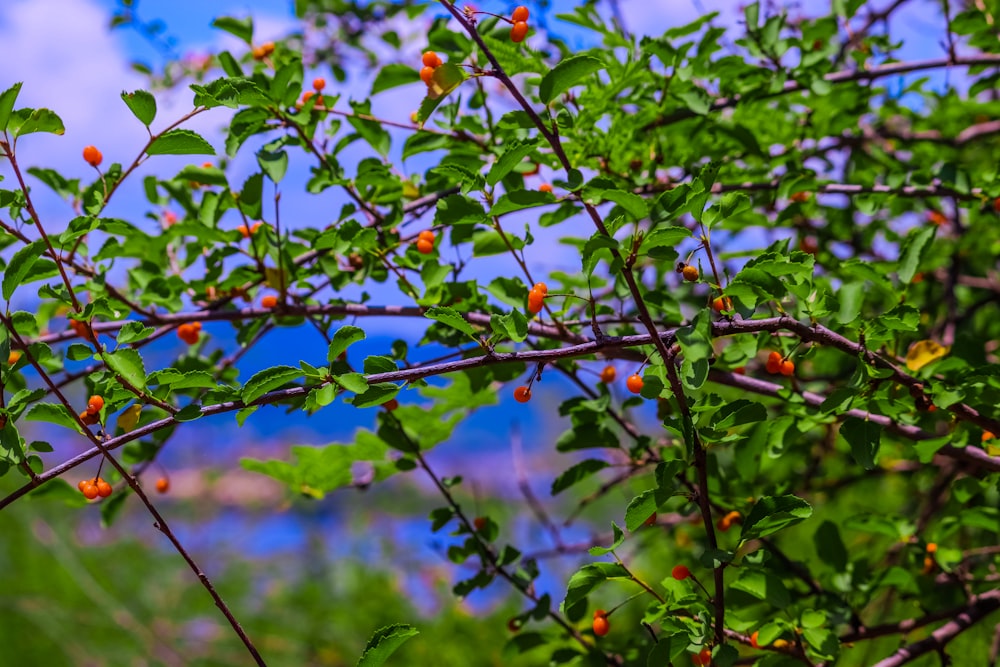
[2,1,999,665]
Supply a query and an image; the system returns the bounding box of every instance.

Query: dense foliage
[2,0,1000,665]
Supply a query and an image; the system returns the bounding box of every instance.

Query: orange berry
[698,648,712,665]
[927,210,947,226]
[312,77,326,91]
[983,431,995,442]
[383,398,399,411]
[192,321,202,331]
[592,615,610,637]
[790,191,810,203]
[81,483,99,500]
[593,608,607,618]
[532,282,547,295]
[682,264,699,282]
[600,365,616,383]
[513,385,532,403]
[82,145,103,167]
[70,320,96,343]
[96,479,112,498]
[510,21,529,43]
[717,510,741,531]
[527,289,545,314]
[78,479,90,492]
[301,90,315,104]
[712,296,732,312]
[177,323,199,345]
[86,395,104,415]
[416,238,434,254]
[253,42,275,59]
[418,229,436,242]
[422,51,442,68]
[473,516,487,531]
[261,295,279,309]
[626,373,644,394]
[750,631,761,649]
[512,5,529,22]
[420,66,436,85]
[779,359,795,377]
[671,564,690,581]
[155,477,170,493]
[7,350,20,365]
[539,183,553,193]
[79,409,99,426]
[926,542,938,554]
[765,351,782,374]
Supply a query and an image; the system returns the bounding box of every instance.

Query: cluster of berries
[415,229,436,254]
[419,51,443,88]
[238,221,263,238]
[527,282,547,314]
[79,395,103,426]
[509,6,530,43]
[765,351,795,376]
[301,77,326,106]
[251,42,275,60]
[177,321,202,345]
[78,477,112,499]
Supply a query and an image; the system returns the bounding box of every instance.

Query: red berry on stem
[672,564,691,580]
[83,145,103,167]
[510,21,529,43]
[512,6,529,22]
[626,373,644,394]
[513,385,531,403]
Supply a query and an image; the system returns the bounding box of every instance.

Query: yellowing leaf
[264,267,288,290]
[117,404,142,433]
[905,340,950,371]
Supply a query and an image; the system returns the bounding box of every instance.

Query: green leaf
[551,459,608,495]
[730,569,790,608]
[539,55,604,104]
[897,225,936,285]
[334,373,369,394]
[116,322,156,345]
[120,90,157,126]
[105,349,147,391]
[357,624,419,667]
[0,82,23,131]
[486,139,538,186]
[25,403,83,434]
[740,494,812,541]
[352,383,400,408]
[242,365,302,404]
[11,108,65,137]
[146,129,216,156]
[424,307,477,339]
[328,325,366,362]
[563,562,629,609]
[372,64,421,95]
[212,16,253,44]
[491,310,528,343]
[840,417,881,470]
[588,522,625,556]
[2,241,45,301]
[258,149,288,183]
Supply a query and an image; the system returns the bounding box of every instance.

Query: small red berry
[527,289,545,314]
[592,615,610,637]
[473,516,487,531]
[384,398,399,411]
[600,365,616,383]
[261,295,279,309]
[86,395,104,415]
[82,145,103,167]
[790,191,810,203]
[765,351,782,374]
[626,373,644,394]
[712,296,732,312]
[155,477,170,493]
[420,66,436,85]
[510,21,529,43]
[643,512,657,527]
[416,238,434,254]
[513,385,531,403]
[750,631,761,649]
[539,183,553,193]
[672,564,691,581]
[96,479,113,498]
[82,483,99,500]
[512,6,529,22]
[312,77,326,91]
[422,51,442,68]
[779,359,795,377]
